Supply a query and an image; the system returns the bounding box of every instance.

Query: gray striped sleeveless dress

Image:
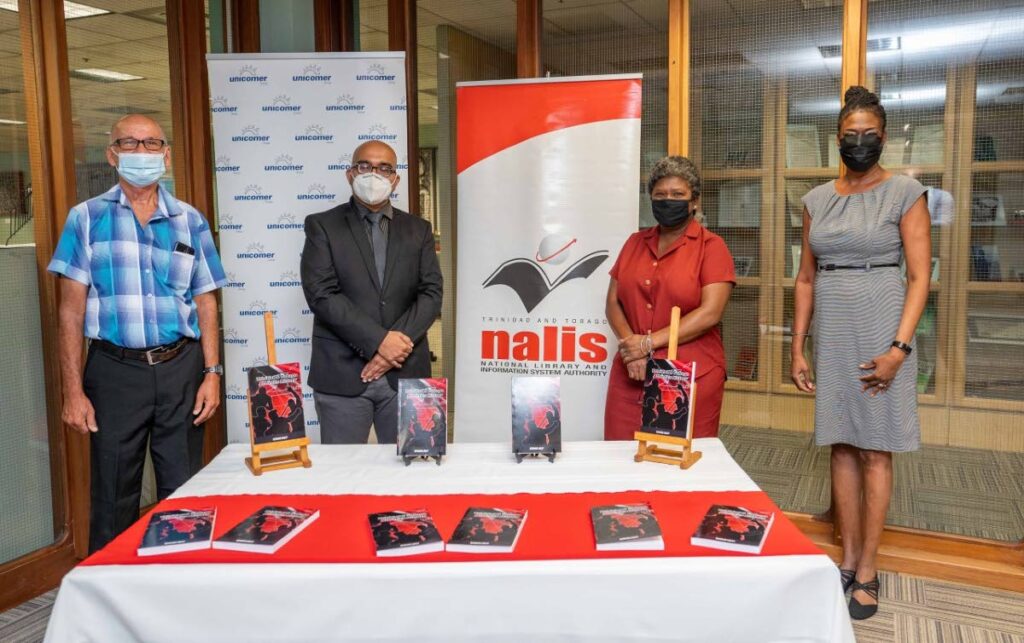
[802,174,927,452]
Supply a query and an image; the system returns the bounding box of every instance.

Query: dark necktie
[365,210,387,286]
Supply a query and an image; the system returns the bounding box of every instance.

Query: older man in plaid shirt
[48,114,227,552]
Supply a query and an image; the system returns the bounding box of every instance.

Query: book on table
[446,507,528,554]
[137,508,216,556]
[397,378,448,460]
[591,503,664,551]
[247,362,306,445]
[511,376,561,456]
[690,504,775,554]
[213,506,320,554]
[368,510,445,557]
[641,359,697,439]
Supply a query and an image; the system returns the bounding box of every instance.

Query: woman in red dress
[605,156,735,440]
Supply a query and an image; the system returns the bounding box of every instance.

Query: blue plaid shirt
[47,184,228,349]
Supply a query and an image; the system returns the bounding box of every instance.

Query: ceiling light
[0,1,109,18]
[71,68,144,82]
[818,37,901,60]
[0,118,26,125]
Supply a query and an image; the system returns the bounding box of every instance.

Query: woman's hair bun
[844,85,879,107]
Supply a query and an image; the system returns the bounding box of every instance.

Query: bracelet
[642,334,653,355]
[891,340,912,355]
[792,332,811,337]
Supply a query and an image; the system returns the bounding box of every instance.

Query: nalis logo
[327,94,365,113]
[483,235,609,313]
[228,64,267,84]
[261,94,301,113]
[210,96,237,114]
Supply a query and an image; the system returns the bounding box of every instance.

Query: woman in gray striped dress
[791,86,931,621]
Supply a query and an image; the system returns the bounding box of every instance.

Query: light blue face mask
[116,152,165,187]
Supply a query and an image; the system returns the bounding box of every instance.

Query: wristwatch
[202,364,224,376]
[890,341,912,356]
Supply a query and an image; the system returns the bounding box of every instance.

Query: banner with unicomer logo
[207,53,408,443]
[454,75,641,442]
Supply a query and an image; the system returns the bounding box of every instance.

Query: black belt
[817,263,899,272]
[93,337,191,365]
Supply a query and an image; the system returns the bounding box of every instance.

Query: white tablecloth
[45,440,855,642]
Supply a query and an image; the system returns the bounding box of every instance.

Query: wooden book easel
[634,306,703,470]
[245,312,313,476]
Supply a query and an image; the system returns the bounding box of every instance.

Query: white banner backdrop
[207,52,408,443]
[454,75,641,442]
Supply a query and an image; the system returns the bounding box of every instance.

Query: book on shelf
[733,345,758,382]
[690,504,775,554]
[786,124,822,168]
[917,357,935,394]
[716,181,760,228]
[397,378,448,460]
[790,244,803,278]
[247,362,306,445]
[926,187,954,226]
[641,359,696,439]
[591,503,664,551]
[786,181,814,228]
[511,376,561,455]
[447,507,528,554]
[213,506,319,554]
[970,244,1003,281]
[909,124,944,165]
[138,508,216,556]
[733,256,753,277]
[970,194,1006,227]
[880,136,908,167]
[368,510,444,557]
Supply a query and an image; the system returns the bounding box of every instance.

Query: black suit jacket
[300,199,442,396]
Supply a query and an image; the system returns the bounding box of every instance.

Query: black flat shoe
[839,568,856,594]
[849,576,880,620]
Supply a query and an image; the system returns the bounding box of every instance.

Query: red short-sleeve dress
[605,218,736,440]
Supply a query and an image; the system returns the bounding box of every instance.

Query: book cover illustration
[397,378,447,463]
[368,510,444,557]
[690,504,775,555]
[641,359,696,438]
[213,506,319,554]
[447,507,528,554]
[511,376,561,459]
[138,508,216,556]
[591,503,664,551]
[247,362,306,445]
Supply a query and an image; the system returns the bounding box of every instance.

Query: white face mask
[351,172,393,205]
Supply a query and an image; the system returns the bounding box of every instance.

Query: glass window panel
[416,0,516,400]
[0,10,57,565]
[781,286,815,387]
[721,285,759,382]
[543,0,667,228]
[969,172,1024,282]
[357,0,389,51]
[966,292,1024,402]
[259,0,314,53]
[704,179,761,276]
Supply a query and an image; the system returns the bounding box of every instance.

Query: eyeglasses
[353,160,396,177]
[111,137,167,152]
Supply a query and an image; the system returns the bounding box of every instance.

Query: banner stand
[246,312,313,476]
[633,307,703,470]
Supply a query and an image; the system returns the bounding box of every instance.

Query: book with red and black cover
[397,378,447,459]
[368,510,445,557]
[590,503,664,551]
[212,506,320,554]
[137,508,216,556]
[446,507,528,554]
[641,359,697,438]
[511,376,561,455]
[247,362,306,445]
[690,504,775,554]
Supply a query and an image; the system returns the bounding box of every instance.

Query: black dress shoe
[849,576,880,620]
[839,567,856,594]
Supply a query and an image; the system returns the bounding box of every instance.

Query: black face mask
[839,132,883,172]
[652,198,692,228]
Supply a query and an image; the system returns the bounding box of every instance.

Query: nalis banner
[454,75,641,442]
[206,52,408,443]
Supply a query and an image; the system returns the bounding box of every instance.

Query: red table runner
[83,490,821,566]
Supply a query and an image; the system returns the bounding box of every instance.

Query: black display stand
[402,454,443,467]
[514,451,557,464]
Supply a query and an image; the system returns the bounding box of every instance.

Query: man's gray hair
[646,155,702,198]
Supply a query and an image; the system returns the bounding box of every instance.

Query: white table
[45,440,855,642]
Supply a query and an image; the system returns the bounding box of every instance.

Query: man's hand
[377,330,414,367]
[192,374,221,426]
[361,353,393,382]
[63,391,98,434]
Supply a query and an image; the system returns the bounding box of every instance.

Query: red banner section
[83,490,821,566]
[456,78,642,174]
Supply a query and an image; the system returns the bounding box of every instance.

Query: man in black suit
[300,141,442,443]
